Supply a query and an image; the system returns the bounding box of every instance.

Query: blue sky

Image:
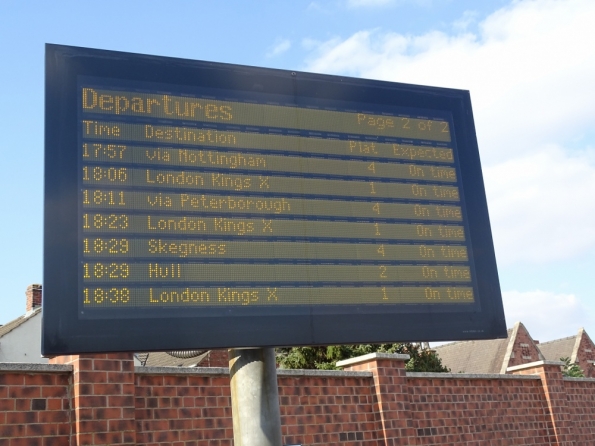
[1,0,594,343]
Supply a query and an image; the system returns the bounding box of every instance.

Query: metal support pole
[228,348,283,446]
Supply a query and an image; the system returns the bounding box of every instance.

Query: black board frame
[43,44,506,355]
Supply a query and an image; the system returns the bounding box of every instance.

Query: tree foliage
[560,357,584,378]
[277,343,450,372]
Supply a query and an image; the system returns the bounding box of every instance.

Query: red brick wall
[509,361,576,445]
[343,353,416,445]
[134,369,377,446]
[278,372,378,445]
[135,371,233,445]
[4,355,595,445]
[406,375,554,445]
[0,368,71,445]
[564,378,595,445]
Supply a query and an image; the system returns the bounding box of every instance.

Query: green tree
[277,343,450,372]
[560,357,584,377]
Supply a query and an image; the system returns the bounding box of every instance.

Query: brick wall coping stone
[136,366,229,376]
[277,368,373,378]
[563,377,595,383]
[507,359,565,372]
[407,372,541,380]
[0,362,72,373]
[135,365,372,378]
[336,352,410,368]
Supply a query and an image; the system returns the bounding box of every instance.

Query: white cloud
[432,288,592,347]
[303,0,595,163]
[302,0,595,266]
[502,289,593,341]
[266,39,291,58]
[485,145,595,265]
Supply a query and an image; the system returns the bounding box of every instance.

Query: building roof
[538,328,591,364]
[137,350,210,367]
[434,329,512,374]
[0,308,41,338]
[434,322,544,374]
[538,334,578,362]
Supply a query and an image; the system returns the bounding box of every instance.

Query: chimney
[26,284,42,312]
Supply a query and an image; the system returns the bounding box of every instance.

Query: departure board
[43,45,506,355]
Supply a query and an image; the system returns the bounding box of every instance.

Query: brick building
[539,327,595,378]
[434,321,545,374]
[0,285,45,364]
[0,285,227,368]
[435,321,595,378]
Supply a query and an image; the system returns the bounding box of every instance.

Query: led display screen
[43,44,506,354]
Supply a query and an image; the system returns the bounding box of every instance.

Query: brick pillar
[25,284,42,312]
[508,360,576,445]
[338,353,415,446]
[50,353,136,445]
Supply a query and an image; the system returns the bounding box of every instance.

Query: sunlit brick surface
[3,354,595,445]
